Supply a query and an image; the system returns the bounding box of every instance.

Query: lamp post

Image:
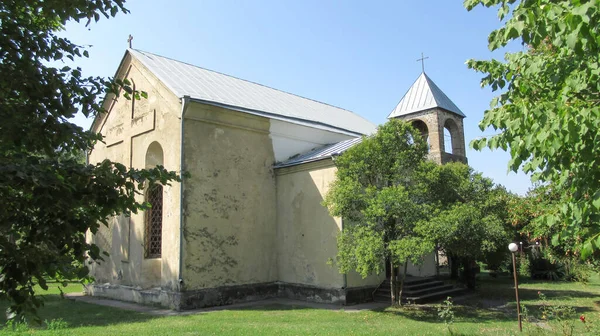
[509,242,522,332]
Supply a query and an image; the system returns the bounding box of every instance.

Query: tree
[508,184,562,244]
[323,119,434,305]
[464,0,600,258]
[0,0,179,321]
[416,163,513,288]
[508,183,598,281]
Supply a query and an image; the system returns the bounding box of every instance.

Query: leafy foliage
[437,296,455,327]
[509,184,598,281]
[416,163,514,287]
[464,0,600,258]
[323,119,434,304]
[0,0,180,321]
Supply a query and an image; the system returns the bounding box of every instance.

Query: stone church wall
[275,160,344,290]
[406,253,437,277]
[87,50,411,309]
[181,103,278,291]
[274,161,387,304]
[87,54,183,293]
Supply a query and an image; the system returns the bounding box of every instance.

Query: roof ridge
[387,72,423,117]
[422,73,437,105]
[388,72,464,119]
[129,48,374,126]
[423,73,449,108]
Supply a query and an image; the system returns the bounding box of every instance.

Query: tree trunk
[450,254,459,279]
[394,265,400,304]
[389,258,396,305]
[463,257,476,289]
[435,246,440,277]
[398,260,408,305]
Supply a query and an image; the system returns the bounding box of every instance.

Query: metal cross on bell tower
[416,52,429,73]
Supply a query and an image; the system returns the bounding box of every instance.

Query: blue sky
[64,0,531,194]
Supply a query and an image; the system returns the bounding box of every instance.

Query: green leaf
[465,0,600,261]
[581,240,594,259]
[551,233,560,246]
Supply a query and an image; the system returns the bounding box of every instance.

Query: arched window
[411,119,430,151]
[443,119,459,154]
[443,127,452,154]
[144,141,164,259]
[145,141,164,169]
[145,184,163,258]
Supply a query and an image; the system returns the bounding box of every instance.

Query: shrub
[438,296,455,335]
[45,318,69,330]
[563,261,595,283]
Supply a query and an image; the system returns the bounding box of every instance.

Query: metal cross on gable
[417,52,429,73]
[128,34,133,48]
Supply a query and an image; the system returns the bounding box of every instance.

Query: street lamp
[509,242,522,332]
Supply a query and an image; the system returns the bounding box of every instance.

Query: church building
[87,49,466,309]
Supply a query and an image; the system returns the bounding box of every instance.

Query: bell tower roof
[387,73,465,119]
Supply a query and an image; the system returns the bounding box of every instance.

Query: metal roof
[129,49,376,136]
[274,137,363,168]
[387,73,465,119]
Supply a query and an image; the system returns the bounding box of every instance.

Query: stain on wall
[182,103,278,289]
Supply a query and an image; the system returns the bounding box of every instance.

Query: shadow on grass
[378,302,597,325]
[379,304,512,324]
[0,295,158,329]
[0,298,323,331]
[3,275,599,331]
[376,276,600,325]
[464,288,600,305]
[461,274,600,305]
[235,303,315,311]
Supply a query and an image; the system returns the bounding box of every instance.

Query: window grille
[145,184,163,258]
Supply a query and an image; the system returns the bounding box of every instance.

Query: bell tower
[387,72,467,164]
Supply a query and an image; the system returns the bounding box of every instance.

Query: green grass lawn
[1,275,600,335]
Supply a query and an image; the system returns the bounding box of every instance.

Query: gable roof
[387,72,465,119]
[274,137,362,168]
[128,49,376,136]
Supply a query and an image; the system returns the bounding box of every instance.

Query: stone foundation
[345,285,378,305]
[179,282,279,310]
[278,282,346,304]
[87,282,377,310]
[87,283,182,310]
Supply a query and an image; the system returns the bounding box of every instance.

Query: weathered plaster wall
[346,270,386,288]
[87,53,182,291]
[275,160,345,289]
[182,103,278,290]
[406,252,437,277]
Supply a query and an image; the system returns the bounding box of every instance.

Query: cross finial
[417,52,429,73]
[127,34,133,49]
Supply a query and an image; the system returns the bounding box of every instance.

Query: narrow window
[145,184,163,258]
[443,126,453,154]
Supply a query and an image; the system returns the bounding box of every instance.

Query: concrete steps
[373,277,465,304]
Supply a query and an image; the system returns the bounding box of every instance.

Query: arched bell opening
[443,119,460,155]
[411,119,430,152]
